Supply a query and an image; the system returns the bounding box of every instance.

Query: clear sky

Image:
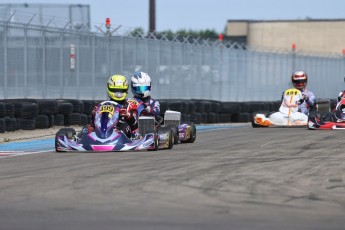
[4,0,345,33]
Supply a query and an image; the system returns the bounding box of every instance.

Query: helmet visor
[133,85,151,92]
[108,88,127,93]
[113,92,125,99]
[292,79,306,84]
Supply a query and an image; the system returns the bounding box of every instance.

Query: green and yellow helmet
[106,75,129,102]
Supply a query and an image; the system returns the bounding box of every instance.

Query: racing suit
[89,99,138,139]
[134,96,161,121]
[269,88,308,125]
[281,88,315,115]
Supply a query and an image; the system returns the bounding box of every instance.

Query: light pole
[149,0,156,33]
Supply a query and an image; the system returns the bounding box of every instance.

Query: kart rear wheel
[158,127,174,149]
[181,122,196,143]
[55,128,76,152]
[146,130,159,151]
[166,125,179,145]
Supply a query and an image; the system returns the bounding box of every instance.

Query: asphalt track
[0,124,345,230]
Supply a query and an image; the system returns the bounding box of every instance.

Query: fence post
[3,24,8,99]
[292,43,296,71]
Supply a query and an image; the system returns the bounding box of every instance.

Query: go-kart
[252,110,308,128]
[55,100,174,152]
[127,98,196,144]
[308,98,345,130]
[252,88,309,128]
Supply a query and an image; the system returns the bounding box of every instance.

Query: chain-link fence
[1,12,344,102]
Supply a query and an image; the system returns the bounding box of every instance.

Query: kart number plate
[284,88,300,96]
[99,105,115,115]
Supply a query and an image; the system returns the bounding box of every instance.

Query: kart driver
[257,88,308,126]
[130,71,161,121]
[290,70,316,115]
[89,74,139,139]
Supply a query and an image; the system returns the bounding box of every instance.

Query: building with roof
[225,19,345,55]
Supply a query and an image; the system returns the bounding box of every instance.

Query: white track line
[0,150,53,158]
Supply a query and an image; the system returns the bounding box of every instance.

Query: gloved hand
[131,130,141,140]
[91,105,98,116]
[90,105,98,125]
[302,92,309,101]
[119,108,129,118]
[143,103,151,113]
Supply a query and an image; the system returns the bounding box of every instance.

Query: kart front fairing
[308,98,345,130]
[56,129,156,151]
[253,111,308,127]
[55,101,157,151]
[308,114,345,130]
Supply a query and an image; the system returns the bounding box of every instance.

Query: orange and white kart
[252,88,308,128]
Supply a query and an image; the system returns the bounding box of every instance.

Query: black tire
[0,102,5,118]
[55,128,76,152]
[54,114,65,126]
[4,117,14,132]
[64,113,81,126]
[5,103,14,118]
[181,121,196,143]
[57,102,73,115]
[166,125,179,145]
[47,114,54,128]
[20,118,35,130]
[146,130,159,151]
[231,112,250,122]
[35,114,49,129]
[0,118,5,133]
[37,99,58,115]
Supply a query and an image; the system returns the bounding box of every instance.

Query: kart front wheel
[55,128,76,152]
[147,130,159,151]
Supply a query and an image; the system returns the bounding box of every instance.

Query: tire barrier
[57,102,73,115]
[35,114,49,129]
[19,118,35,130]
[37,99,58,115]
[0,98,333,133]
[0,118,5,133]
[5,103,14,118]
[54,114,65,126]
[0,102,6,118]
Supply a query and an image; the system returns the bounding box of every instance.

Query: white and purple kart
[129,98,196,144]
[55,101,173,152]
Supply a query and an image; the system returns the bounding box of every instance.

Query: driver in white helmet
[130,71,161,120]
